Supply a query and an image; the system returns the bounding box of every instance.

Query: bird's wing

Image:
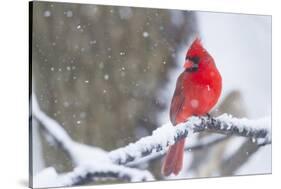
[170,73,186,126]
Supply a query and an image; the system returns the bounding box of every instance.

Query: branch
[34,165,153,188]
[220,138,266,175]
[109,115,271,165]
[127,135,229,167]
[185,135,229,151]
[32,92,271,186]
[32,93,154,187]
[32,94,74,157]
[59,164,153,186]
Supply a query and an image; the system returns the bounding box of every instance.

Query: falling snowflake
[43,10,51,17]
[118,7,132,20]
[65,10,73,18]
[142,31,149,38]
[104,74,109,80]
[63,102,70,108]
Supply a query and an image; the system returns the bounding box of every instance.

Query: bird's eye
[191,56,200,64]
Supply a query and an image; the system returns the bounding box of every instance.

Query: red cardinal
[161,38,222,176]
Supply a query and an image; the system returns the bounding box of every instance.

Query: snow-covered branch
[109,115,271,165]
[59,164,154,185]
[32,92,271,187]
[32,94,74,157]
[34,165,153,188]
[32,94,154,187]
[127,135,229,167]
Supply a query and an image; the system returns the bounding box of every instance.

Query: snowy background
[31,1,271,188]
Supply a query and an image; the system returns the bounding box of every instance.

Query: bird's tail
[161,138,185,176]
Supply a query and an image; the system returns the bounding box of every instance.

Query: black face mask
[185,56,200,72]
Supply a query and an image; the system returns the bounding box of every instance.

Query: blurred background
[31,1,271,183]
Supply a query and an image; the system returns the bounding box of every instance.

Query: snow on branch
[109,115,271,165]
[32,94,74,157]
[32,93,154,187]
[34,165,153,188]
[127,135,229,167]
[59,164,154,185]
[32,92,271,187]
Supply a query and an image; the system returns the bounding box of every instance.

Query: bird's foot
[205,113,211,119]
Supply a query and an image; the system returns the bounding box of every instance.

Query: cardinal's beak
[184,60,194,69]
